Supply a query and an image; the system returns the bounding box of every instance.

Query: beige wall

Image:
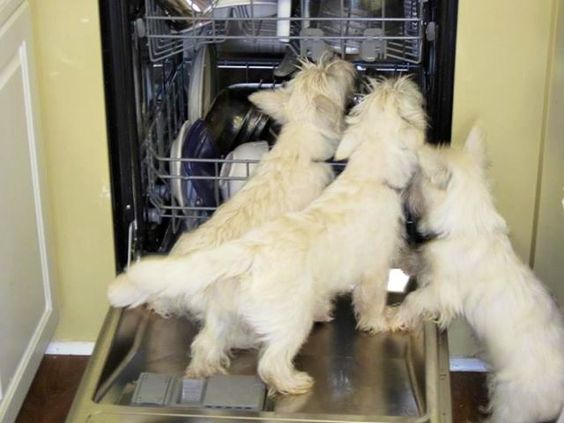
[29,0,558,350]
[533,0,564,312]
[448,0,556,355]
[452,0,554,261]
[30,0,115,341]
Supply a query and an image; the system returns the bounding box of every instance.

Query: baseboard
[449,357,488,372]
[45,342,94,356]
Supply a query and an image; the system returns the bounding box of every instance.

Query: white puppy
[387,128,564,423]
[108,77,427,395]
[148,57,356,317]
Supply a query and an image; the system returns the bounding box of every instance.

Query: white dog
[108,77,427,395]
[387,127,564,423]
[148,57,356,317]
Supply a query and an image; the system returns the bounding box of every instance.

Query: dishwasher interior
[67,0,458,421]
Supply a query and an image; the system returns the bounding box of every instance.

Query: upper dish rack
[142,0,425,64]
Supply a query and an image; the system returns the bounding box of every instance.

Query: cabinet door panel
[0,1,58,421]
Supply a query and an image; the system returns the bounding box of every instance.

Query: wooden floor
[15,356,90,423]
[450,372,489,422]
[16,355,489,423]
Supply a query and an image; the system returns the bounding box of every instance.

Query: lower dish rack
[139,58,417,241]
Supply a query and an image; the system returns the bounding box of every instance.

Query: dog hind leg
[185,310,232,378]
[386,285,442,332]
[485,383,538,423]
[353,266,390,334]
[313,294,334,322]
[256,318,314,396]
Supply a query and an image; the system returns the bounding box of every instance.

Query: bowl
[219,141,270,200]
[155,0,216,32]
[204,84,275,154]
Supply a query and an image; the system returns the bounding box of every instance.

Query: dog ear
[464,124,488,169]
[334,131,362,161]
[313,94,340,119]
[326,59,356,90]
[312,93,343,133]
[248,90,289,124]
[418,145,451,190]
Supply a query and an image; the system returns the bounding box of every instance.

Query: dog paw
[185,362,227,379]
[384,306,413,332]
[268,371,314,396]
[356,314,390,335]
[184,355,230,379]
[147,300,174,319]
[313,301,334,323]
[150,309,172,319]
[314,312,334,323]
[357,320,388,335]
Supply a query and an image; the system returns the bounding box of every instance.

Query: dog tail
[107,242,254,308]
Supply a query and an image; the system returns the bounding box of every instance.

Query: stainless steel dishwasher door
[67,297,452,422]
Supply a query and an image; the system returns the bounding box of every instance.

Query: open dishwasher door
[68,295,452,422]
[67,0,458,420]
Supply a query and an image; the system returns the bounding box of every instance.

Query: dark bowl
[205,84,276,155]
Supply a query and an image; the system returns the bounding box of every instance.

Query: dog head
[408,125,506,237]
[249,56,356,125]
[335,77,427,188]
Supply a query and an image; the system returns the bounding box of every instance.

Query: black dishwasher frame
[98,0,459,271]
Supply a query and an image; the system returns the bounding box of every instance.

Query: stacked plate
[171,87,275,222]
[219,141,270,200]
[170,119,221,219]
[170,45,278,224]
[188,45,218,123]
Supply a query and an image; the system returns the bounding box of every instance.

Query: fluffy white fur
[148,58,356,317]
[387,127,564,423]
[108,77,427,395]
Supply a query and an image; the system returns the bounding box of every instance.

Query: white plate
[170,121,192,210]
[188,45,217,123]
[219,141,269,200]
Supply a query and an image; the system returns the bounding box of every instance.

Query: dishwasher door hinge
[127,218,141,268]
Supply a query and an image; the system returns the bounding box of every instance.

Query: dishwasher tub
[67,297,451,422]
[68,0,459,420]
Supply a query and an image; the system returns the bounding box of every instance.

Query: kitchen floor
[15,355,489,423]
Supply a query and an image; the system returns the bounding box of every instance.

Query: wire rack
[139,59,415,232]
[143,0,425,63]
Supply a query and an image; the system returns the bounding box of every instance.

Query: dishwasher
[67,0,458,421]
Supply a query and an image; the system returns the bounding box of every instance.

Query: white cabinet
[0,0,58,421]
